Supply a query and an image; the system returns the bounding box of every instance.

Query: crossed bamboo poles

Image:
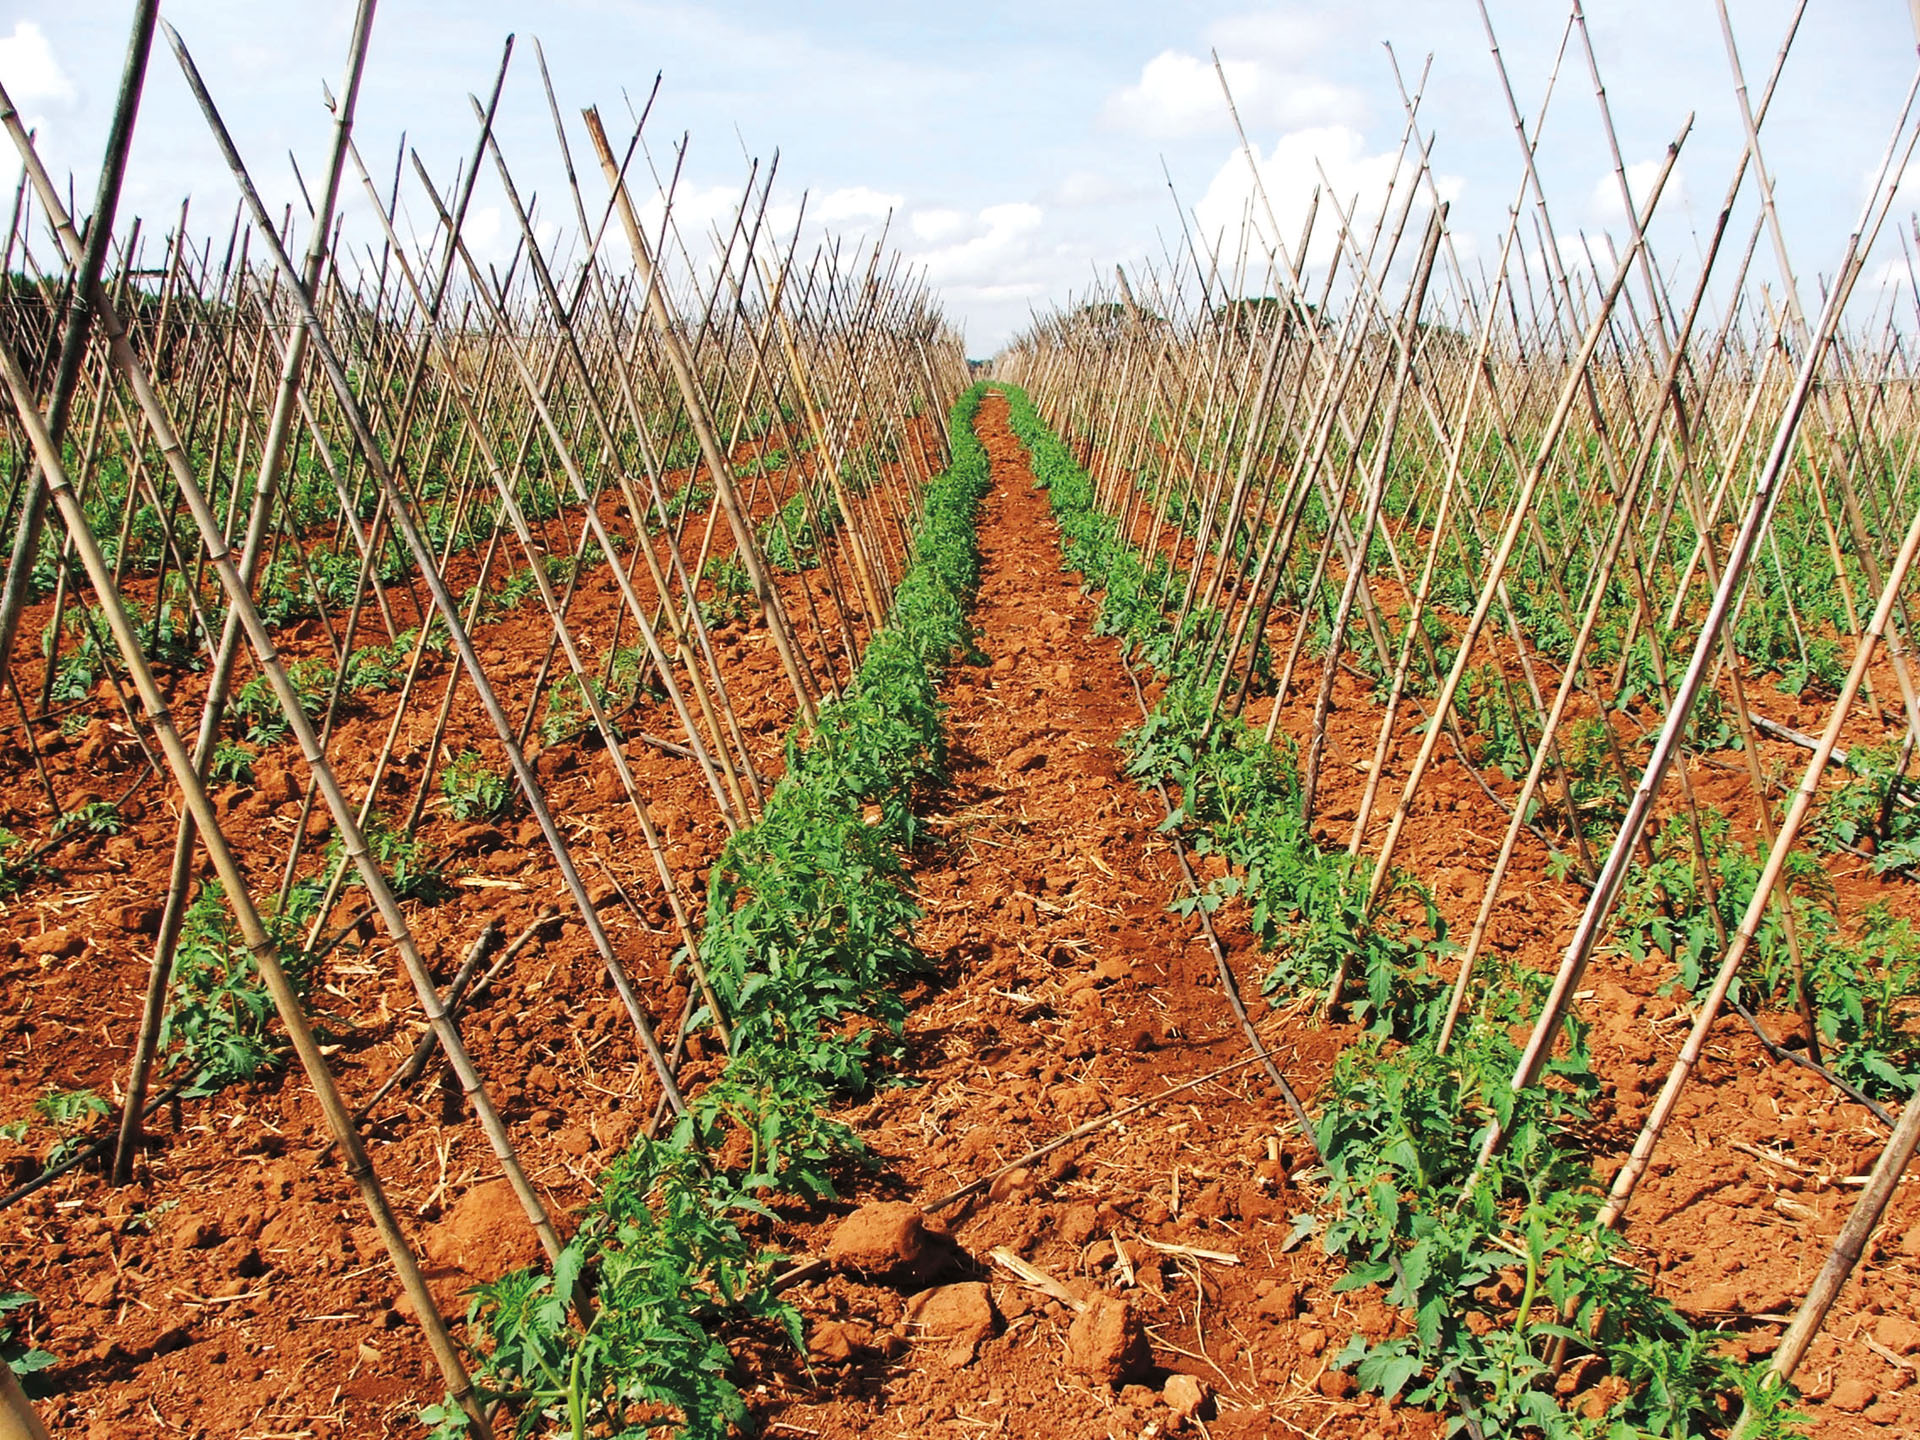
[0,7,963,1427]
[5,0,1920,1427]
[999,4,1920,1410]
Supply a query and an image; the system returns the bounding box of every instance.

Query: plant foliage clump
[1000,382,1809,1440]
[456,383,991,1439]
[441,749,515,821]
[162,880,321,1097]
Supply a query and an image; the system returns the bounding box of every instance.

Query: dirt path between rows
[0,429,942,1435]
[753,392,1434,1440]
[14,390,1910,1436]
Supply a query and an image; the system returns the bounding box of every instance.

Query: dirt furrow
[757,392,1433,1440]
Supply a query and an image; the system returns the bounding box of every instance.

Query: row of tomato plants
[424,383,992,1439]
[1000,383,1807,1440]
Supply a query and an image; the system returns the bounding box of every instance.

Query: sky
[0,1,1915,357]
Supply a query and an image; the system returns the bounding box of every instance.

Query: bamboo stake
[1362,120,1690,920]
[0,1364,51,1440]
[161,23,689,1126]
[584,107,817,726]
[1483,63,1920,1174]
[0,324,491,1437]
[0,0,157,683]
[114,0,377,1185]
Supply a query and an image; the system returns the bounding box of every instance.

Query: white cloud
[910,207,969,243]
[906,201,1046,289]
[982,202,1043,232]
[1100,46,1361,140]
[966,280,1050,303]
[1051,170,1149,208]
[631,182,746,246]
[1590,157,1687,227]
[464,205,504,263]
[0,22,75,107]
[1193,125,1456,277]
[813,184,900,222]
[1103,50,1244,138]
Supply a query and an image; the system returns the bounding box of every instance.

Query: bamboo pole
[1483,62,1920,1172]
[0,323,491,1437]
[0,1364,51,1440]
[0,0,158,684]
[113,0,377,1185]
[161,22,690,1125]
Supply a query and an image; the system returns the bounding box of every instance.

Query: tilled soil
[2,392,1917,1437]
[0,432,936,1435]
[746,393,1920,1440]
[749,391,1430,1439]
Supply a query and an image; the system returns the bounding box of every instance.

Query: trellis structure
[6,1,1920,1435]
[0,4,963,1428]
[996,5,1920,1428]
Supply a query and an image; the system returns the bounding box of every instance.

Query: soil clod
[1065,1291,1149,1385]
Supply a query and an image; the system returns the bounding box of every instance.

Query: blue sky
[0,2,1913,354]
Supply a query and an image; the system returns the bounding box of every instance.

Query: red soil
[741,394,1919,1438]
[0,394,1914,1437]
